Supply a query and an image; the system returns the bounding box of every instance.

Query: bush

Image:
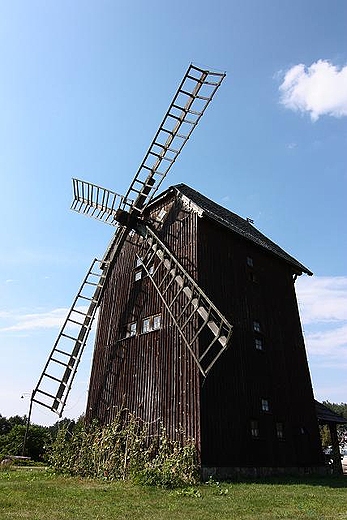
[48,413,198,487]
[136,428,198,488]
[0,424,50,461]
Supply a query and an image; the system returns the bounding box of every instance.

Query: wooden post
[328,423,342,475]
[22,392,34,456]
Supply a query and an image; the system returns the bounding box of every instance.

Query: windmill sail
[70,178,129,226]
[138,226,233,376]
[31,63,226,419]
[31,259,110,416]
[121,64,226,213]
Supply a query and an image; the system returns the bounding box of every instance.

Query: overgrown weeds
[48,412,198,488]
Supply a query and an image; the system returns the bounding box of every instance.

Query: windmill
[28,64,231,421]
[25,64,325,475]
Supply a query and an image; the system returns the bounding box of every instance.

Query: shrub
[0,424,50,461]
[48,413,198,488]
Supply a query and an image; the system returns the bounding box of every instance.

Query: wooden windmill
[29,64,324,475]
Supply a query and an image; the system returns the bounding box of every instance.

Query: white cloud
[286,142,297,150]
[0,308,68,332]
[0,306,96,333]
[304,324,347,358]
[296,276,347,363]
[297,276,347,324]
[0,311,12,319]
[279,60,347,121]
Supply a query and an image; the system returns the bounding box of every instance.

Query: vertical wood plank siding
[197,217,322,468]
[86,193,201,448]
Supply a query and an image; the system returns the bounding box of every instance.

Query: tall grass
[48,413,198,488]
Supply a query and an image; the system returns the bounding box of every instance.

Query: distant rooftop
[315,401,347,424]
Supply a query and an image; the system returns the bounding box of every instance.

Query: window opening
[126,322,137,338]
[247,256,254,267]
[276,422,284,439]
[255,338,263,350]
[253,321,261,332]
[157,208,167,222]
[141,314,162,333]
[261,398,270,412]
[142,318,151,333]
[251,420,259,438]
[134,269,142,281]
[153,314,161,330]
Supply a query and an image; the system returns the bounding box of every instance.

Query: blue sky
[0,1,346,425]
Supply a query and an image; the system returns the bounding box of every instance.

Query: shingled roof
[168,184,313,276]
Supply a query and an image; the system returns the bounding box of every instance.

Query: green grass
[0,469,346,520]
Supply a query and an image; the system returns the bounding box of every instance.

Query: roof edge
[168,184,313,276]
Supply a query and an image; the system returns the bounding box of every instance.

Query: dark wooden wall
[197,217,323,468]
[86,194,201,446]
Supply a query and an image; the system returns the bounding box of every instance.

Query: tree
[322,401,347,419]
[0,414,27,435]
[0,423,50,461]
[0,414,78,461]
[0,415,11,435]
[321,401,347,448]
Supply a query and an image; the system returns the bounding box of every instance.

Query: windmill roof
[162,183,312,276]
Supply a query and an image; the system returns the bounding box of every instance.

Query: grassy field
[0,468,346,520]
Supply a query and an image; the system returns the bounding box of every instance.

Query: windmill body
[86,184,324,475]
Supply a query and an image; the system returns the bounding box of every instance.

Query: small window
[255,338,263,350]
[153,314,161,330]
[141,314,162,333]
[142,318,151,333]
[247,256,254,267]
[276,422,284,439]
[251,420,259,438]
[126,322,137,338]
[253,321,261,332]
[157,209,167,222]
[135,257,143,267]
[261,399,270,412]
[148,264,155,275]
[134,269,142,281]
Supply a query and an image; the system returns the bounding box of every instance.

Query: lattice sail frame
[121,65,226,213]
[30,64,227,417]
[31,259,110,416]
[70,178,129,226]
[137,226,233,377]
[70,65,226,227]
